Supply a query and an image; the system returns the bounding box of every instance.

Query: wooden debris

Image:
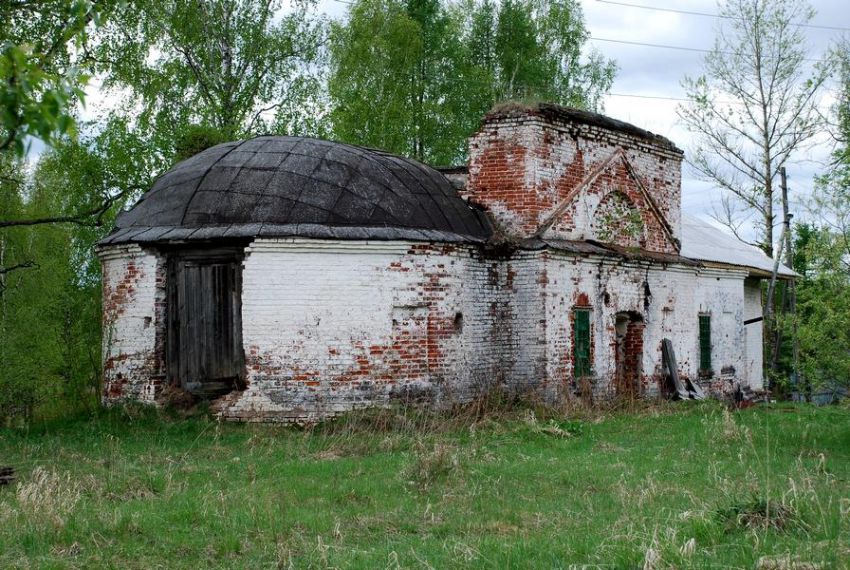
[0,466,16,486]
[662,338,689,400]
[685,375,706,399]
[662,338,704,400]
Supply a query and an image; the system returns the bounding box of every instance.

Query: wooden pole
[780,170,802,400]
[770,168,791,372]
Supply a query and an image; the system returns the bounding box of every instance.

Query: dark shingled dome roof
[100,136,492,245]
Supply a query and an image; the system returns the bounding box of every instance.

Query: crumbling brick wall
[100,244,166,403]
[98,105,758,419]
[218,239,544,422]
[539,254,748,400]
[467,106,683,253]
[99,241,752,419]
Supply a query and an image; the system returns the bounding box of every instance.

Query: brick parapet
[467,110,683,253]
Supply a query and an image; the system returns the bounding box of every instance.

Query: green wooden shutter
[574,309,591,377]
[699,314,711,373]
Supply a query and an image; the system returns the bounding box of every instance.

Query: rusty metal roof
[100,136,493,245]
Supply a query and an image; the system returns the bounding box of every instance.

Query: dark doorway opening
[614,311,644,397]
[166,248,244,398]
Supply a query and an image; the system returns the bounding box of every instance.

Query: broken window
[573,308,592,377]
[699,314,712,374]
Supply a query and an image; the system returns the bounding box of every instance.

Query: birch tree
[677,0,829,254]
[329,0,614,165]
[94,0,325,149]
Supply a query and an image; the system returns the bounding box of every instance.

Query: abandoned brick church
[98,103,793,421]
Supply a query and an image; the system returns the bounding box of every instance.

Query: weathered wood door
[167,250,244,397]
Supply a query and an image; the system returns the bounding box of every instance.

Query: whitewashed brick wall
[540,254,751,398]
[220,239,524,421]
[743,279,765,390]
[100,244,165,403]
[99,238,758,420]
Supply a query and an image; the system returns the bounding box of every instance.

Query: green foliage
[0,155,101,424]
[0,120,153,424]
[793,271,850,392]
[489,0,612,106]
[173,124,230,163]
[783,40,850,393]
[329,0,614,164]
[0,0,104,154]
[1,404,849,566]
[465,0,615,110]
[94,0,326,153]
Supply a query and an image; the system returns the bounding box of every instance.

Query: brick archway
[592,190,646,248]
[614,311,644,397]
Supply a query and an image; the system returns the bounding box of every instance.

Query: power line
[607,92,690,102]
[589,36,825,63]
[595,0,850,32]
[606,92,746,106]
[592,36,711,54]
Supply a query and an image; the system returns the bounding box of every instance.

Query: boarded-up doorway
[166,249,244,398]
[614,311,644,397]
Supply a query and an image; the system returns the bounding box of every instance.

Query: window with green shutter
[698,314,711,373]
[574,308,592,377]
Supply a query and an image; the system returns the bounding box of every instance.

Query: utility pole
[779,168,802,400]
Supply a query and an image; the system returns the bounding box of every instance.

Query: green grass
[1,401,849,568]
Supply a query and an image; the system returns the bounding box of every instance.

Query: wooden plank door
[167,251,244,397]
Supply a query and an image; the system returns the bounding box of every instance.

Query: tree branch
[0,261,35,275]
[0,186,135,229]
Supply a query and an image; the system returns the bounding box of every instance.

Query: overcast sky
[576,0,845,226]
[298,0,847,227]
[74,0,845,229]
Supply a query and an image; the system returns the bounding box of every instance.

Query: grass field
[0,401,848,568]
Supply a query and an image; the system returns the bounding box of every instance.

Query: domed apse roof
[100,136,492,246]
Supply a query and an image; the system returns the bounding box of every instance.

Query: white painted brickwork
[221,239,535,422]
[743,279,765,390]
[99,106,772,421]
[101,245,164,403]
[100,238,761,420]
[539,255,749,399]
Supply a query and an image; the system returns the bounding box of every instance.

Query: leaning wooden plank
[662,339,690,400]
[685,375,706,400]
